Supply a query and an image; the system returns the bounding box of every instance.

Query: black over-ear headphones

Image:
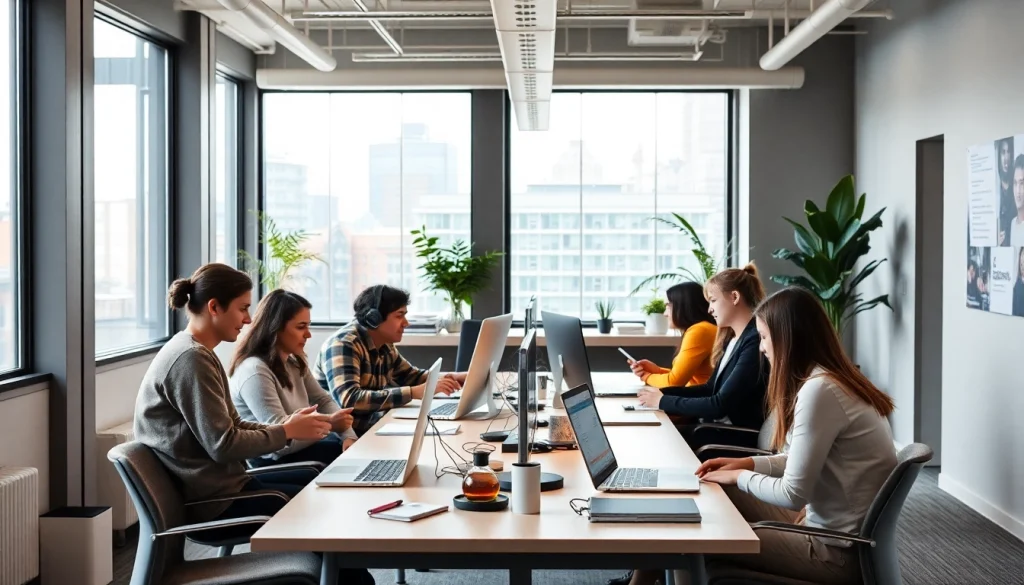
[358,285,386,329]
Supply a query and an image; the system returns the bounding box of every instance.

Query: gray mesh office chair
[706,443,933,585]
[107,442,322,585]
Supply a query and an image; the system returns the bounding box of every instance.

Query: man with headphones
[313,284,465,436]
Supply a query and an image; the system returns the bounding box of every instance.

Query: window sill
[0,372,55,400]
[96,339,168,370]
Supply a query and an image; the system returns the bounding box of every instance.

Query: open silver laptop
[561,384,699,493]
[314,358,441,487]
[395,313,513,421]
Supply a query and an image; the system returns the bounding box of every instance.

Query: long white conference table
[250,373,759,585]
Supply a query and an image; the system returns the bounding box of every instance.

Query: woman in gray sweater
[133,263,333,522]
[230,289,356,466]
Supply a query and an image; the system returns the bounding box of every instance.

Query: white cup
[536,373,549,401]
[511,462,541,514]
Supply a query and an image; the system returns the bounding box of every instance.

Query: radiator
[96,421,138,533]
[0,466,39,585]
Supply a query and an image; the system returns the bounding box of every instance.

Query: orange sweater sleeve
[644,322,717,388]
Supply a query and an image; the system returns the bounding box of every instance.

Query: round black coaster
[496,471,564,492]
[453,494,509,512]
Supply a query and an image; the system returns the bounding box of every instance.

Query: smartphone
[617,347,636,362]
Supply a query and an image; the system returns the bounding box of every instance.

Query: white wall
[855,0,1024,540]
[0,385,51,513]
[95,356,156,431]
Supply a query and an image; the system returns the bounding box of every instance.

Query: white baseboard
[938,472,1024,543]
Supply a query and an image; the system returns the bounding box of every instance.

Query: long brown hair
[755,287,895,451]
[704,263,766,366]
[229,289,313,389]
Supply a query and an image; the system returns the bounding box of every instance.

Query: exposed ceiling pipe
[350,51,701,63]
[760,0,873,71]
[289,8,893,23]
[255,66,806,90]
[349,0,404,55]
[211,0,337,71]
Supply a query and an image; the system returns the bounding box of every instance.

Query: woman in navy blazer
[638,264,770,437]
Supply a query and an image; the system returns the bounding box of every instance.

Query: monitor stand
[497,471,564,492]
[551,354,566,409]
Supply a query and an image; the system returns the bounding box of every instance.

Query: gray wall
[855,0,1024,539]
[743,34,855,289]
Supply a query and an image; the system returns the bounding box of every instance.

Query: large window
[214,74,240,265]
[94,18,170,356]
[262,93,471,322]
[0,0,21,372]
[509,92,729,321]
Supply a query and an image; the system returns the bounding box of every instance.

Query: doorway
[915,136,944,466]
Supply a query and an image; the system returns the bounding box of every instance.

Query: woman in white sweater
[632,287,897,585]
[230,289,356,467]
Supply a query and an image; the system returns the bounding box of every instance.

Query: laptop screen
[562,385,616,486]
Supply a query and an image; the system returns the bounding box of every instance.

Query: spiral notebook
[369,502,449,522]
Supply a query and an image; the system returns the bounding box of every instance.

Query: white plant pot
[644,314,668,335]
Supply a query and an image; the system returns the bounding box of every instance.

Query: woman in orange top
[630,281,717,387]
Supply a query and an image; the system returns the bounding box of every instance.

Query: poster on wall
[966,135,1024,316]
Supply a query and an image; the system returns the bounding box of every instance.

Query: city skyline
[263,91,728,323]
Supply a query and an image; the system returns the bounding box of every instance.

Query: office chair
[693,413,776,462]
[454,319,483,372]
[706,443,933,585]
[107,441,322,585]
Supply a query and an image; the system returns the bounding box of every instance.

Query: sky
[0,0,11,215]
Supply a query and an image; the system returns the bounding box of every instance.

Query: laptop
[589,496,702,523]
[314,358,441,487]
[561,384,700,493]
[393,313,513,421]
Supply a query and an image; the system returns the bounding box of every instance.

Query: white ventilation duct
[490,0,557,131]
[256,66,806,90]
[759,0,872,71]
[213,0,337,72]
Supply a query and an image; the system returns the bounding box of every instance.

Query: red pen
[367,500,403,515]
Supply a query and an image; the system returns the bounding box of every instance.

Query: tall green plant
[630,213,725,295]
[411,226,503,320]
[238,211,324,290]
[771,175,892,333]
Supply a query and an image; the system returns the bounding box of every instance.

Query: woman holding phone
[627,282,717,388]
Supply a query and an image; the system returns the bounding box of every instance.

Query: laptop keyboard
[354,459,406,483]
[429,402,458,417]
[608,467,659,488]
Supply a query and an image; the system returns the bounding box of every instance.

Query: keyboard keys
[355,459,406,483]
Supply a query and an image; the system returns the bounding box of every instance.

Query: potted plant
[771,174,892,334]
[630,213,727,295]
[411,226,503,333]
[238,211,324,291]
[595,300,615,334]
[641,294,668,335]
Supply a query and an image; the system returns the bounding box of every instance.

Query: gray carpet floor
[113,469,1024,585]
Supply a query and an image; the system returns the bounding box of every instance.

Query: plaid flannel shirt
[314,322,428,436]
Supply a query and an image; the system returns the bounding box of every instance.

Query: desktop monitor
[516,328,538,465]
[523,296,537,332]
[541,310,595,394]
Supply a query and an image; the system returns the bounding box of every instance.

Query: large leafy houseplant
[630,213,724,295]
[771,175,892,333]
[411,226,503,331]
[238,211,324,291]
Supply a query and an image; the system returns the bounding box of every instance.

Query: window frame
[503,89,737,327]
[257,89,474,326]
[92,13,175,363]
[214,70,244,268]
[0,0,28,382]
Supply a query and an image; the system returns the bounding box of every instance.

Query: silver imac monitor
[517,328,538,465]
